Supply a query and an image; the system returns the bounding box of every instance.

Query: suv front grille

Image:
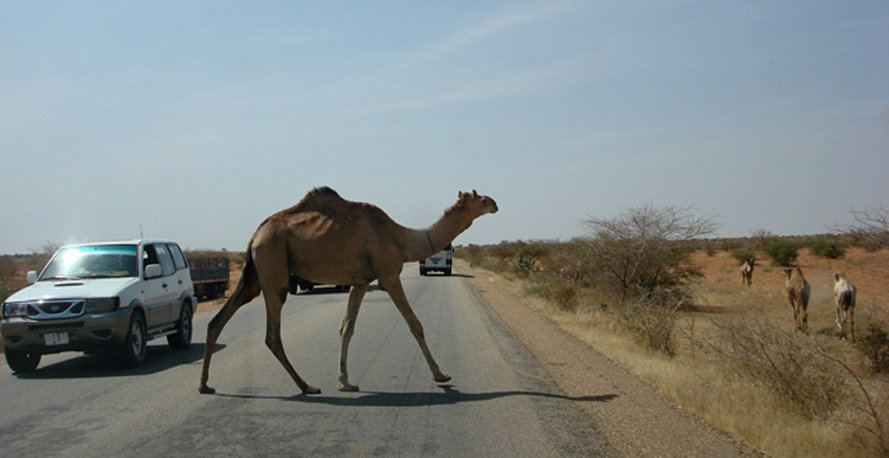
[27,300,85,320]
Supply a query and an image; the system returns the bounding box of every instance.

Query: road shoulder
[459,261,758,457]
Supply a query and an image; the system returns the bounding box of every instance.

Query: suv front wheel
[119,312,147,368]
[5,346,41,373]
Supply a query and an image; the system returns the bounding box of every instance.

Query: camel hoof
[199,385,216,395]
[337,382,360,392]
[302,385,322,395]
[434,373,452,383]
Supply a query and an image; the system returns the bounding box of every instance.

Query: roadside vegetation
[459,206,889,457]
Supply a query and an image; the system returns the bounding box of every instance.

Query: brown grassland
[459,243,889,457]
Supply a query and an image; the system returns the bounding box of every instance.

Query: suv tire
[167,303,193,350]
[119,312,147,368]
[5,346,41,373]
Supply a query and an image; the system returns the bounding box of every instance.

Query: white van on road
[419,244,453,276]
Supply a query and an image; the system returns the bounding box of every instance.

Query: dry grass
[463,246,889,457]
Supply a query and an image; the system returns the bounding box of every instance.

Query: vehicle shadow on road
[217,384,617,407]
[12,343,214,379]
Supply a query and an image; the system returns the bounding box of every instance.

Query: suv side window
[168,243,188,271]
[144,244,175,277]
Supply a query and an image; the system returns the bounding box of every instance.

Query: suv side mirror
[145,264,163,279]
[27,271,38,283]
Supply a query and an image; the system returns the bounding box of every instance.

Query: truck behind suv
[1,240,197,373]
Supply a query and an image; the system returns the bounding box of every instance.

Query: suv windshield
[40,245,139,280]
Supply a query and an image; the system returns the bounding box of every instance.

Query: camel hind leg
[254,244,320,395]
[199,255,261,394]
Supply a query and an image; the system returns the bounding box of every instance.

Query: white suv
[1,240,197,373]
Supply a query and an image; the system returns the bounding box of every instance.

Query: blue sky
[2,1,887,254]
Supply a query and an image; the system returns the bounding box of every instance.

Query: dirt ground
[458,259,760,457]
[689,247,889,333]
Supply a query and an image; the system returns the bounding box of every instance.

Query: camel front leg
[338,284,368,392]
[383,278,451,383]
[836,303,843,336]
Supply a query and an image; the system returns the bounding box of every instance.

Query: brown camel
[833,271,857,341]
[783,267,810,333]
[199,187,498,395]
[740,258,755,286]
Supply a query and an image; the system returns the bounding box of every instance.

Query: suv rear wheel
[167,303,193,350]
[5,346,41,373]
[119,312,147,368]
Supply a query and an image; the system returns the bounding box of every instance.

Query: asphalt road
[0,263,613,457]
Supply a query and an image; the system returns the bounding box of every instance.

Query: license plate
[44,332,69,346]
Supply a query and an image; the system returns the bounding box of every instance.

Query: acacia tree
[584,205,717,304]
[834,206,889,251]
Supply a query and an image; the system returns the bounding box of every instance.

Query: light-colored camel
[740,258,755,286]
[199,187,498,395]
[833,271,857,341]
[783,267,810,333]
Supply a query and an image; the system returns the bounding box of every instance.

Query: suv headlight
[85,297,120,313]
[2,302,28,318]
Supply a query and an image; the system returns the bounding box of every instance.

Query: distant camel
[783,267,810,333]
[199,187,498,395]
[833,271,857,341]
[740,258,755,286]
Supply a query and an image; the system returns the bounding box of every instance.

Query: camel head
[458,190,498,218]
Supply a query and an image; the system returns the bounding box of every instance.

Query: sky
[1,1,888,254]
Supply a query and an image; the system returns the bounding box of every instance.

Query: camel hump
[293,187,347,211]
[308,186,340,198]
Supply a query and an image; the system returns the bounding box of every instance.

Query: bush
[808,239,847,259]
[584,205,716,304]
[0,280,9,303]
[621,299,680,357]
[706,321,846,419]
[856,322,889,373]
[762,239,800,266]
[731,247,756,264]
[524,276,577,311]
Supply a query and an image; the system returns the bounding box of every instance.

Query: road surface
[0,263,614,456]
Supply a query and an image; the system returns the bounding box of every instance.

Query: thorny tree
[584,205,717,304]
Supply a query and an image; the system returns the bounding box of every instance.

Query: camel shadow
[216,384,617,407]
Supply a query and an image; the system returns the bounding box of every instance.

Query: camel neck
[402,206,473,262]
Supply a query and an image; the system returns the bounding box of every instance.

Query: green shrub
[856,322,889,373]
[763,239,800,266]
[808,239,847,259]
[731,247,756,263]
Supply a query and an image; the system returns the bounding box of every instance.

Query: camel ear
[472,189,478,198]
[458,191,465,198]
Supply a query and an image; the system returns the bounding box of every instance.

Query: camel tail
[212,248,261,325]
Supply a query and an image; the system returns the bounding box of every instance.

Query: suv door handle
[162,283,168,289]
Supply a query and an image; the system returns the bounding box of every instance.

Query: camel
[783,267,811,333]
[833,271,857,341]
[199,187,498,395]
[740,258,755,286]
